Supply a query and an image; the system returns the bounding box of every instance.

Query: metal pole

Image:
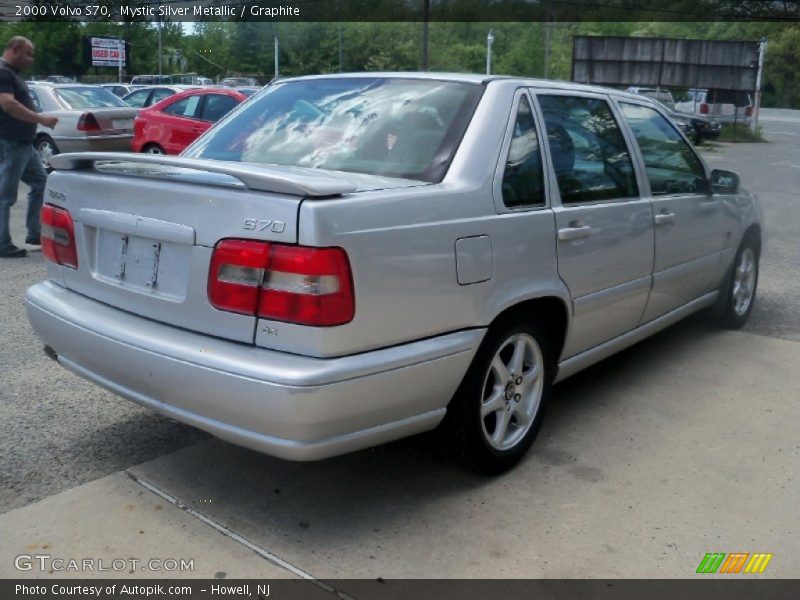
[157,7,163,76]
[421,0,430,71]
[274,34,279,79]
[544,20,552,79]
[751,37,767,135]
[117,39,123,83]
[486,29,494,75]
[338,25,343,73]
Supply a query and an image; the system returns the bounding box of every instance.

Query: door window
[163,95,202,119]
[620,103,709,196]
[200,94,239,123]
[538,95,638,204]
[501,94,545,208]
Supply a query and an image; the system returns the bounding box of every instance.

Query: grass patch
[717,123,766,142]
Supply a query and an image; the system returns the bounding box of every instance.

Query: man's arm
[0,93,58,129]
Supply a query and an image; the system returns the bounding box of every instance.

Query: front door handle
[654,211,676,226]
[558,225,592,241]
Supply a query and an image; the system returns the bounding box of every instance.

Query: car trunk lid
[79,106,138,134]
[45,153,357,344]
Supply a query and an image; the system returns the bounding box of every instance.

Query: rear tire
[35,135,59,169]
[444,317,553,474]
[142,143,165,155]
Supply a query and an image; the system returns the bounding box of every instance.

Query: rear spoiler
[48,152,358,198]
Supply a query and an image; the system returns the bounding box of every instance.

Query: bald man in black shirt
[0,36,58,258]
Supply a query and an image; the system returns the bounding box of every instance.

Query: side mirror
[711,169,740,194]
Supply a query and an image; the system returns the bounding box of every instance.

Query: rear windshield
[55,86,129,109]
[184,77,483,183]
[708,89,752,106]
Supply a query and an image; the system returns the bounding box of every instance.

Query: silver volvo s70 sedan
[26,73,763,473]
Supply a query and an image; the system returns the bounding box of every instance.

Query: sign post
[117,39,123,83]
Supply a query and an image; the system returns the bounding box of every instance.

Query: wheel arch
[35,132,57,147]
[742,223,762,253]
[486,295,570,367]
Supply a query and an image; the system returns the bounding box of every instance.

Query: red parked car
[132,88,247,155]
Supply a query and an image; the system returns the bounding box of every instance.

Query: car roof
[274,71,655,101]
[29,82,101,87]
[124,84,198,92]
[148,86,247,106]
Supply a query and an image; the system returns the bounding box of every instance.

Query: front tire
[444,318,553,474]
[717,235,759,329]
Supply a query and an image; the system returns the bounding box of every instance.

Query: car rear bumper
[699,130,721,139]
[25,281,482,460]
[54,134,134,153]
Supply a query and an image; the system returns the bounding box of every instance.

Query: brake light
[41,204,78,269]
[208,240,355,326]
[208,240,269,315]
[77,112,101,132]
[699,103,709,115]
[259,245,354,326]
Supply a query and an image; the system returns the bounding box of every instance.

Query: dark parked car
[649,98,721,144]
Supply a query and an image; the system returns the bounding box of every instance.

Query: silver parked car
[26,74,763,473]
[27,82,137,167]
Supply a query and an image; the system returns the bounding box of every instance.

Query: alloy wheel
[479,333,544,451]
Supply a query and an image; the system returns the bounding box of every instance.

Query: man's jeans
[0,139,48,249]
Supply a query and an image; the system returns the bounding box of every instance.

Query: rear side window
[538,95,638,204]
[124,89,150,107]
[620,103,708,196]
[501,95,544,208]
[28,87,42,112]
[150,88,175,105]
[163,95,202,118]
[200,94,239,122]
[708,89,752,106]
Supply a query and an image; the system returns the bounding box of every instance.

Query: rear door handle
[558,225,592,241]
[654,212,675,226]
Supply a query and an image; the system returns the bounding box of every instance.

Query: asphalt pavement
[1,114,798,582]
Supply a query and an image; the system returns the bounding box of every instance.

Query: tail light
[208,240,269,315]
[77,112,101,132]
[745,106,753,117]
[699,103,710,115]
[208,240,354,327]
[41,204,78,269]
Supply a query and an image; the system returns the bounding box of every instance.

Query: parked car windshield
[184,77,483,182]
[54,86,130,109]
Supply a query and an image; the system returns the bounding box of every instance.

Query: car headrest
[547,124,575,175]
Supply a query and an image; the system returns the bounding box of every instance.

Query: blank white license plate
[112,118,133,129]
